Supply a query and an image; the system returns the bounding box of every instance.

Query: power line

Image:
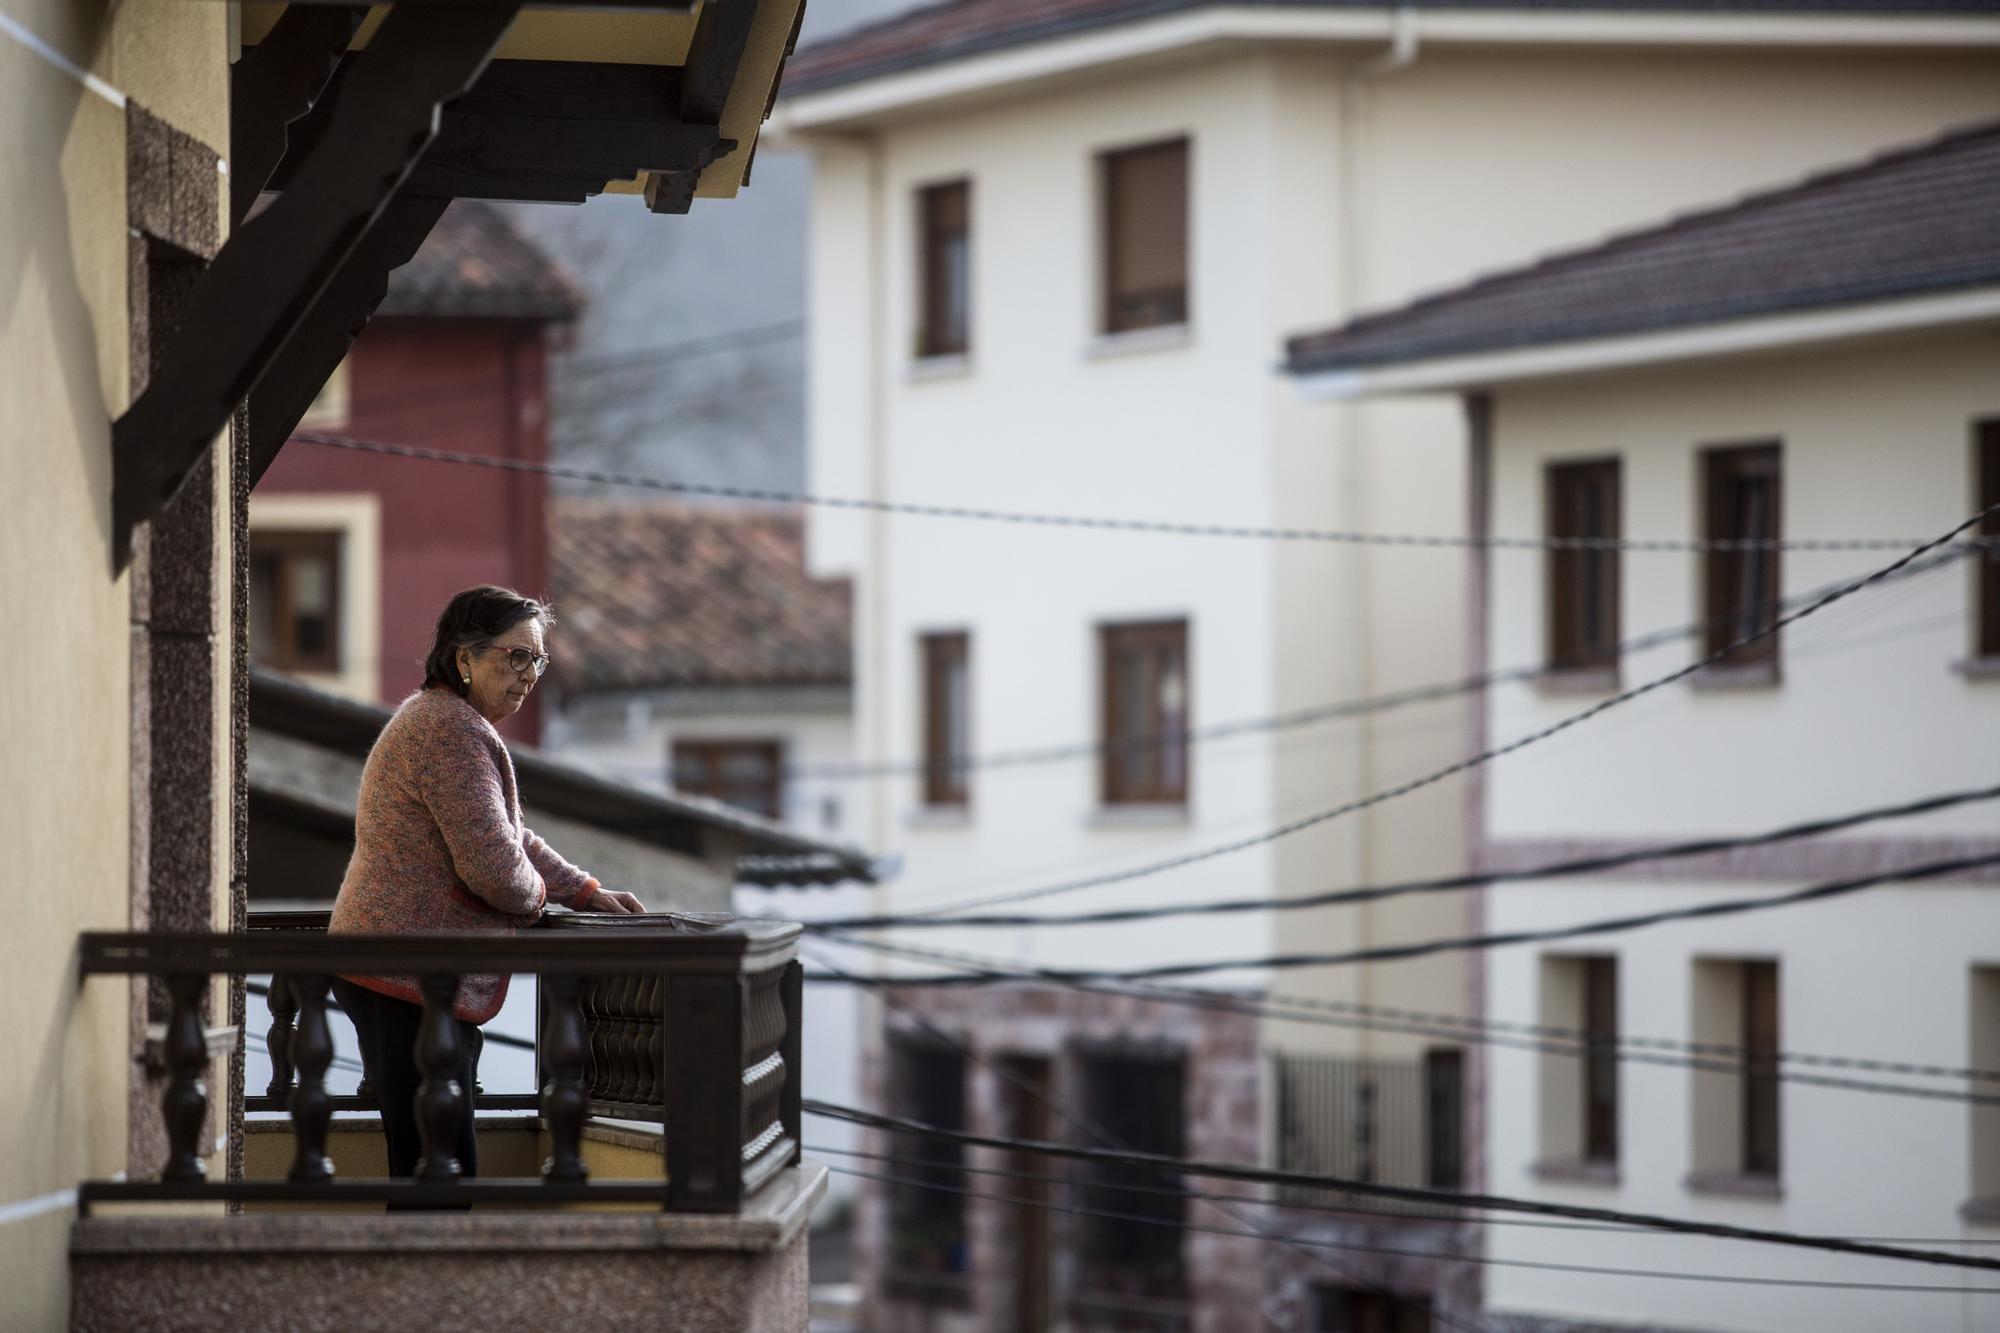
[808,938,2000,1107]
[804,1143,2000,1246]
[814,850,2000,985]
[903,502,1994,919]
[287,431,1982,552]
[820,1160,2000,1296]
[803,1098,2000,1275]
[809,782,2000,932]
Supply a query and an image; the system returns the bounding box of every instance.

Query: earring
[461,674,471,685]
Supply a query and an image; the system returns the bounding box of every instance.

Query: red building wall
[259,317,554,742]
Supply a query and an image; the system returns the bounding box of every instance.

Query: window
[1314,1288,1433,1333]
[671,740,782,818]
[1100,620,1190,805]
[249,530,342,673]
[1424,1048,1465,1189]
[1970,968,2000,1204]
[1741,960,1781,1178]
[1581,957,1619,1164]
[887,1039,970,1296]
[1100,138,1189,334]
[1978,421,2000,660]
[1690,958,1780,1187]
[297,355,350,429]
[921,632,971,807]
[916,181,971,359]
[1546,460,1621,672]
[1702,443,1782,670]
[1076,1050,1185,1300]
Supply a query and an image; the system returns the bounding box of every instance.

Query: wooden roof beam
[110,3,520,572]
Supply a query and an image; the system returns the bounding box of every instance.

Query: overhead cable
[290,431,1981,552]
[822,1160,2000,1295]
[902,502,1995,919]
[816,850,2000,984]
[809,782,2000,931]
[802,1098,2000,1274]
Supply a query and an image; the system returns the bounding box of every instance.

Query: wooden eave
[110,0,806,569]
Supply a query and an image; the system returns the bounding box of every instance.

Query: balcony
[68,911,822,1332]
[1271,1048,1466,1220]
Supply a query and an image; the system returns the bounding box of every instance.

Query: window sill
[1535,667,1621,696]
[1959,1197,2000,1225]
[1530,1157,1620,1186]
[1690,661,1781,691]
[1684,1170,1783,1200]
[1084,323,1192,361]
[1088,804,1190,829]
[1953,657,2000,681]
[905,805,971,830]
[906,353,971,384]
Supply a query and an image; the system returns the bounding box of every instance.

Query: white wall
[1480,329,2000,1330]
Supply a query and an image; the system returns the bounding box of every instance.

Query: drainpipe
[1335,7,1420,1042]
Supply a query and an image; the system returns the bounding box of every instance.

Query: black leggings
[332,979,483,1183]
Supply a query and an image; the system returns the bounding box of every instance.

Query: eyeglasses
[483,645,551,678]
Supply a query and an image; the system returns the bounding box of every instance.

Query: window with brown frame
[670,740,782,819]
[920,632,970,806]
[1076,1050,1186,1300]
[886,1038,971,1299]
[1581,957,1619,1165]
[1702,443,1783,670]
[1546,460,1621,672]
[1978,420,2000,660]
[1741,960,1781,1178]
[1100,138,1189,335]
[1100,620,1189,805]
[248,529,342,673]
[916,181,971,359]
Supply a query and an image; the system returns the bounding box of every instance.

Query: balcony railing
[77,911,803,1214]
[1271,1048,1464,1217]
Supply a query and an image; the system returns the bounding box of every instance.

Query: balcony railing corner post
[780,959,803,1168]
[664,970,745,1214]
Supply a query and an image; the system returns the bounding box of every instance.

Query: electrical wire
[807,938,2000,1107]
[815,849,2000,985]
[803,1143,2000,1246]
[821,1160,2000,1296]
[898,502,1996,919]
[808,781,2000,932]
[801,1098,2000,1274]
[289,431,1986,553]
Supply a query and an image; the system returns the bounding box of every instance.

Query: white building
[1288,120,2000,1331]
[776,2,2000,1326]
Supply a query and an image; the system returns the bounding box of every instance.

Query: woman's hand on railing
[583,887,645,915]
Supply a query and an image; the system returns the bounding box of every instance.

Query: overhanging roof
[1284,118,2000,393]
[251,668,877,885]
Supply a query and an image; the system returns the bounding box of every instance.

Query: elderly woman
[329,585,643,1182]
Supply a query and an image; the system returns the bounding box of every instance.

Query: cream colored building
[776,1,2000,1326]
[1289,120,2000,1330]
[2,0,829,1326]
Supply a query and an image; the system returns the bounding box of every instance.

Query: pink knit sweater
[329,687,599,1022]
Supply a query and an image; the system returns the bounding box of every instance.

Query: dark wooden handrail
[76,912,805,1216]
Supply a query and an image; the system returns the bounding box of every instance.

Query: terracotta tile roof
[549,500,852,695]
[379,201,583,322]
[1285,118,2000,375]
[784,0,2000,96]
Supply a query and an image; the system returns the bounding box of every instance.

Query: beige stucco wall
[0,0,228,1323]
[1479,327,2000,1330]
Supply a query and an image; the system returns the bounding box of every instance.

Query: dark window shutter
[918,181,971,358]
[1102,139,1189,334]
[1545,460,1621,672]
[1702,442,1783,668]
[1978,419,2000,660]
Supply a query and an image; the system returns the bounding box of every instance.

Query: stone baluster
[160,974,210,1183]
[540,974,588,1184]
[412,974,466,1182]
[287,973,335,1183]
[264,972,298,1099]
